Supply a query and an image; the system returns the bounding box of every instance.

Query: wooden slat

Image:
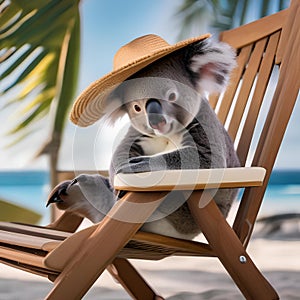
[276,0,300,64]
[0,222,71,239]
[127,231,214,257]
[257,25,300,169]
[208,93,220,110]
[228,37,268,141]
[0,230,61,251]
[44,224,99,270]
[253,15,300,170]
[114,167,266,191]
[217,45,252,125]
[0,258,58,278]
[220,9,287,49]
[237,31,281,164]
[234,12,300,246]
[0,246,47,270]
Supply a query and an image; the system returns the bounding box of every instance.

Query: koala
[47,38,240,240]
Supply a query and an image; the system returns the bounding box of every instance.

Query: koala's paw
[46,174,115,223]
[46,179,75,207]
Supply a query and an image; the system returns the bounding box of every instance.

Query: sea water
[0,170,299,225]
[0,171,50,224]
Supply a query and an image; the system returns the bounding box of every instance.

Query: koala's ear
[103,90,127,125]
[185,39,236,94]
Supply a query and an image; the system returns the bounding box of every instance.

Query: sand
[1,206,300,299]
[1,236,299,299]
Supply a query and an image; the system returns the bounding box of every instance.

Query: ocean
[0,170,299,225]
[0,171,50,224]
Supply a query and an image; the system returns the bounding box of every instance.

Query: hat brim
[70,33,211,127]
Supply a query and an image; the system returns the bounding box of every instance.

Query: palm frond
[176,0,290,38]
[175,0,216,40]
[0,0,80,149]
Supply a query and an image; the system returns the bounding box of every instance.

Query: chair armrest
[114,167,266,191]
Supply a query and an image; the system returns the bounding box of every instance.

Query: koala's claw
[70,178,78,186]
[46,180,72,207]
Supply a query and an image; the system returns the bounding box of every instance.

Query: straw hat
[70,33,211,127]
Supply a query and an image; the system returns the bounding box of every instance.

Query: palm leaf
[0,198,41,224]
[52,11,80,136]
[175,0,217,40]
[176,0,290,38]
[0,0,80,150]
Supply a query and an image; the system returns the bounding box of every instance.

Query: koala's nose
[146,99,166,128]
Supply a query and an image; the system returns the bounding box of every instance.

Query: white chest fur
[138,134,183,156]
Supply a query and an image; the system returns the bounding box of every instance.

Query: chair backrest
[210,0,300,247]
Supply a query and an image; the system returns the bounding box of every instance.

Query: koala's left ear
[103,89,127,125]
[186,39,236,94]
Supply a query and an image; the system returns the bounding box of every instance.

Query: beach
[1,211,300,299]
[1,238,299,299]
[0,171,299,299]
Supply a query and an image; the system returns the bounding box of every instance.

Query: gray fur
[49,38,240,240]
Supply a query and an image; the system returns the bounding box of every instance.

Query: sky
[0,0,299,170]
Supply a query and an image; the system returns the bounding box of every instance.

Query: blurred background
[0,0,299,225]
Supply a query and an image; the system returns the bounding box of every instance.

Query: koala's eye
[134,104,141,112]
[167,90,178,102]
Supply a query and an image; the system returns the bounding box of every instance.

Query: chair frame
[1,1,300,299]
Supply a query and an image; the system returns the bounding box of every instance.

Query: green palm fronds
[213,0,289,30]
[0,0,80,152]
[0,197,41,224]
[175,0,218,40]
[175,0,290,39]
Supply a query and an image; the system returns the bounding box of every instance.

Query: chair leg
[108,258,164,300]
[188,191,279,300]
[45,191,167,299]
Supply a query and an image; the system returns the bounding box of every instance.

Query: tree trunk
[49,133,63,222]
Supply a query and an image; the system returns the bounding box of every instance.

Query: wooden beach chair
[1,1,299,298]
